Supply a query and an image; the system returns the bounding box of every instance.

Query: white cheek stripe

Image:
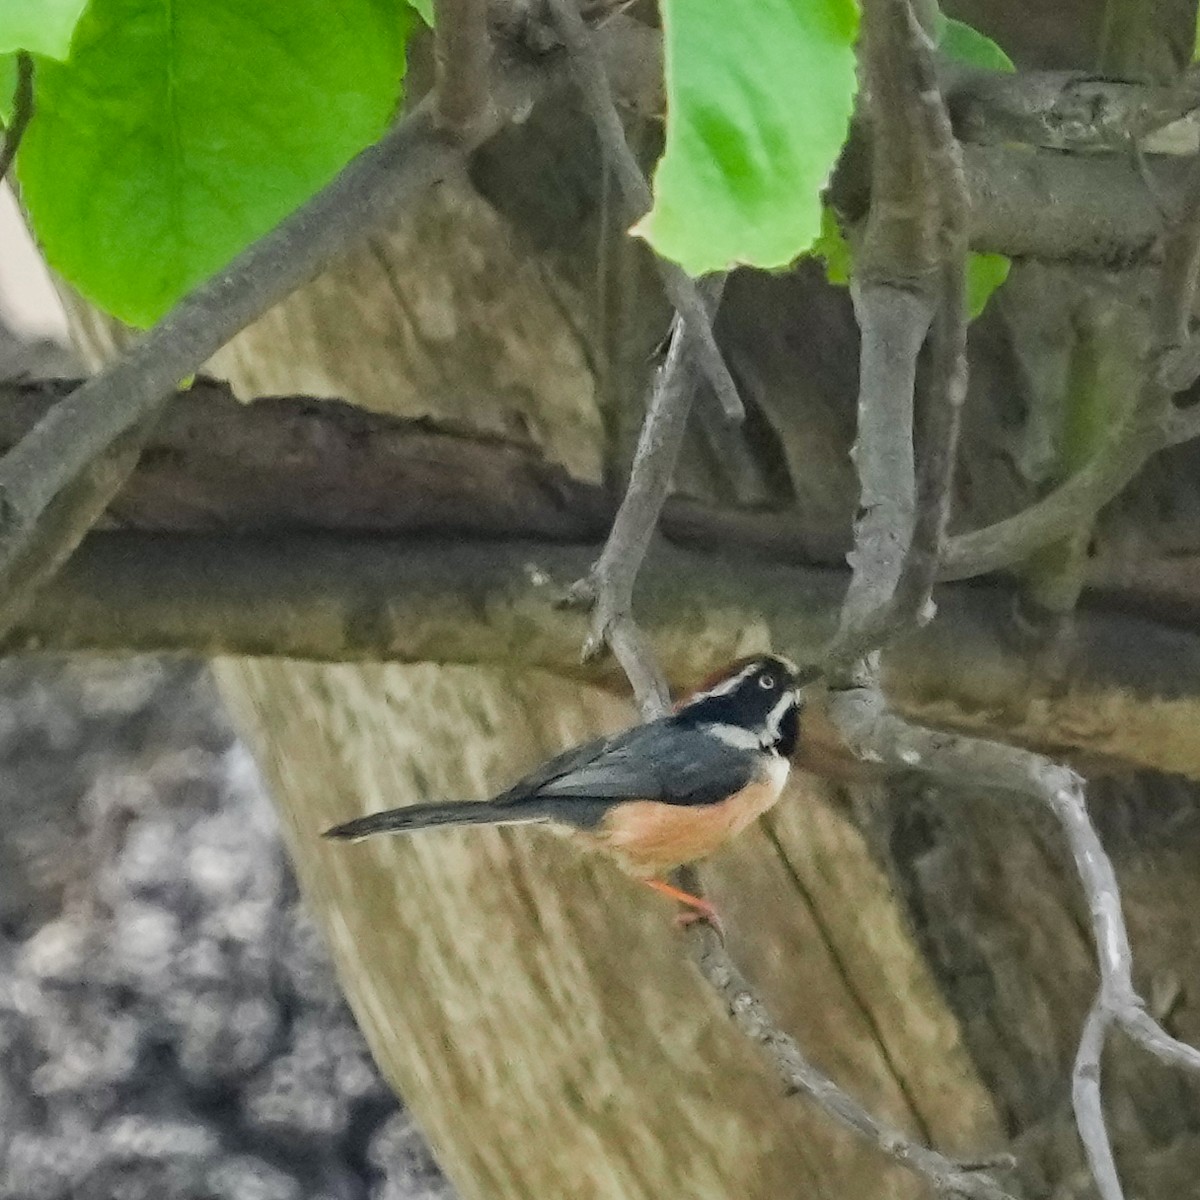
[687,662,758,702]
[698,691,798,753]
[765,690,799,740]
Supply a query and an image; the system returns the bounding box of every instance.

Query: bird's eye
[758,673,776,690]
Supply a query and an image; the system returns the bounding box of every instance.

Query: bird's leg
[644,877,724,938]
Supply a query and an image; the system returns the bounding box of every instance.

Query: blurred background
[0,181,453,1200]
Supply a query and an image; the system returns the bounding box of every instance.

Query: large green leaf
[0,0,89,58]
[18,0,412,327]
[636,0,858,275]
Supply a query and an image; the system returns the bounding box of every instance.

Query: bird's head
[675,654,810,757]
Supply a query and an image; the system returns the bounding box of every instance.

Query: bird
[323,654,806,925]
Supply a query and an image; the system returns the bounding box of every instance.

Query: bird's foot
[645,878,725,941]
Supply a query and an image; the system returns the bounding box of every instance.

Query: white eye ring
[758,674,775,690]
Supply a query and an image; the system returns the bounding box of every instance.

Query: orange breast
[587,775,786,877]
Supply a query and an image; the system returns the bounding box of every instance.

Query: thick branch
[832,0,947,663]
[837,286,929,633]
[13,533,1200,777]
[9,379,1200,603]
[545,0,742,421]
[893,38,970,625]
[943,66,1200,153]
[433,0,491,136]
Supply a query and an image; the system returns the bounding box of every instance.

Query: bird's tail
[323,800,548,843]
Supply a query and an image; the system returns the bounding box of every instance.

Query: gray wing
[529,718,755,808]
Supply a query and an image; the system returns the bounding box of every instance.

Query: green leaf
[937,15,1014,73]
[810,206,852,287]
[806,18,1012,321]
[809,215,1009,320]
[0,52,16,124]
[18,0,412,327]
[0,0,89,58]
[966,251,1010,319]
[636,0,858,275]
[406,0,433,26]
[939,19,1013,317]
[937,16,1013,316]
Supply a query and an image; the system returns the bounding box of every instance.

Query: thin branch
[678,870,1016,1200]
[1045,781,1200,1071]
[0,72,540,641]
[1072,999,1121,1200]
[545,0,743,421]
[822,7,1200,1199]
[939,404,1164,581]
[0,52,33,183]
[432,0,491,137]
[829,686,1200,1200]
[566,279,726,716]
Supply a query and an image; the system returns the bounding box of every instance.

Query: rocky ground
[0,656,455,1200]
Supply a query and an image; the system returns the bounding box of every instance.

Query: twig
[432,0,490,137]
[0,52,33,183]
[829,686,1200,1200]
[0,74,539,642]
[544,0,743,421]
[678,869,1016,1200]
[566,278,726,717]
